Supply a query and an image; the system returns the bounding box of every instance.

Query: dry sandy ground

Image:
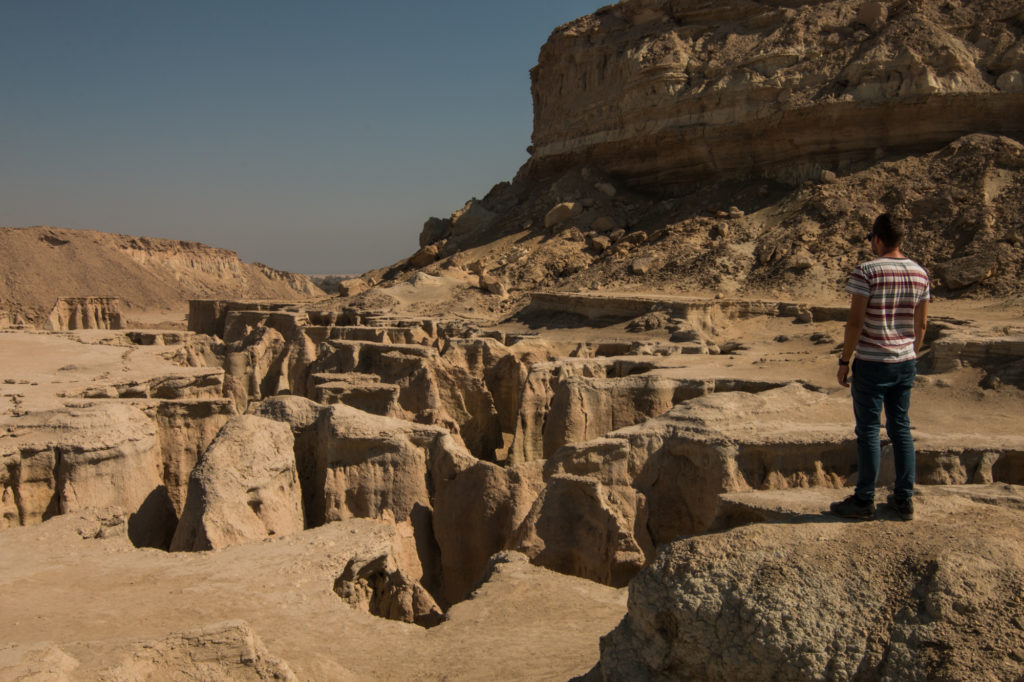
[0,515,624,680]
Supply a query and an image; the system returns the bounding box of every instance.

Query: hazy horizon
[0,1,601,275]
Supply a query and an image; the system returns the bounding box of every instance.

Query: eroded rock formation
[0,402,175,547]
[170,415,304,551]
[597,486,1024,681]
[45,297,124,331]
[529,0,1024,187]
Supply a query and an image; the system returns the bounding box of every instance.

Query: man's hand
[837,364,850,387]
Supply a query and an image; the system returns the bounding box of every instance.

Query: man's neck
[877,248,903,258]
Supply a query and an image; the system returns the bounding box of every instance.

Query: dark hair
[871,213,905,249]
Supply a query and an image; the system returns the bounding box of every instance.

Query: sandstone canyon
[2,1,1024,680]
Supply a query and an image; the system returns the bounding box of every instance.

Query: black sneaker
[830,495,876,519]
[886,494,914,521]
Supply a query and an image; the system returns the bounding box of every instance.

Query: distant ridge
[0,226,322,326]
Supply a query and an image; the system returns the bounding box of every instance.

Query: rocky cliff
[400,0,1024,301]
[0,226,322,326]
[528,0,1024,187]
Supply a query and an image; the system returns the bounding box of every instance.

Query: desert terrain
[3,0,1024,680]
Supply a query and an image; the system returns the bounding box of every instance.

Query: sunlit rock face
[529,0,1024,187]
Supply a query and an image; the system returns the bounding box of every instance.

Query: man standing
[831,213,930,521]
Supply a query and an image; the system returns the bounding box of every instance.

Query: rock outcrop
[405,4,1024,300]
[170,415,304,551]
[596,485,1024,681]
[333,550,445,628]
[529,0,1024,188]
[138,399,235,517]
[0,402,175,547]
[516,380,1024,586]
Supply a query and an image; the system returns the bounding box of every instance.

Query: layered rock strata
[528,0,1024,187]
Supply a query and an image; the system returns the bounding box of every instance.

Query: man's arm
[838,294,868,387]
[914,298,929,354]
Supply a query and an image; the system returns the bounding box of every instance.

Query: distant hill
[0,226,323,326]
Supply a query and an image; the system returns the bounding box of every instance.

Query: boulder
[787,247,815,270]
[312,405,454,526]
[409,244,440,268]
[587,234,612,252]
[479,273,508,297]
[170,415,303,551]
[630,257,655,275]
[936,253,997,289]
[997,70,1024,93]
[512,473,648,588]
[312,405,478,602]
[544,202,579,230]
[855,0,888,31]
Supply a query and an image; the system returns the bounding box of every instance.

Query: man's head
[869,213,905,251]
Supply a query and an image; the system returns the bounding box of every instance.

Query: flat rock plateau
[3,1,1024,680]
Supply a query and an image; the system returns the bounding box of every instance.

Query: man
[831,213,930,521]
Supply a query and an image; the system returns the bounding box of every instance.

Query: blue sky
[0,1,602,273]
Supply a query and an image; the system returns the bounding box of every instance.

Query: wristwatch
[838,358,850,366]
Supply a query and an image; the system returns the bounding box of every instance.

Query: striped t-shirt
[845,257,930,363]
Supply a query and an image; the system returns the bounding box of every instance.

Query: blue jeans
[851,359,916,502]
